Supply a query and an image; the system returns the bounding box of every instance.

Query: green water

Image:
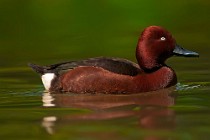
[1,0,210,140]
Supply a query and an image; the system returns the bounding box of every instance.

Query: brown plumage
[29,26,199,94]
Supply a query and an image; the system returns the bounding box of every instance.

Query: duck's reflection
[42,87,176,109]
[42,92,55,107]
[41,116,57,134]
[42,87,177,139]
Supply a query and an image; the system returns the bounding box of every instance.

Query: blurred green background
[0,0,209,67]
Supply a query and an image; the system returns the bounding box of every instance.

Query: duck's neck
[134,66,177,92]
[136,42,163,72]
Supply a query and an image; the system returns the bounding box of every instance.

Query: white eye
[160,37,166,41]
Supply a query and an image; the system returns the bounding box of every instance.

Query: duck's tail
[28,63,48,75]
[28,63,56,90]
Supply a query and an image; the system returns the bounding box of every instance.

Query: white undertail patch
[41,73,56,90]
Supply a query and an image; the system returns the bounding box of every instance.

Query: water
[1,0,210,140]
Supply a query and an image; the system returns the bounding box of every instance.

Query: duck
[29,26,199,94]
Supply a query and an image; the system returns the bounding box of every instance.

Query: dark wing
[46,57,141,76]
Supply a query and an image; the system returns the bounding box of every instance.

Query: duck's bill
[173,44,199,57]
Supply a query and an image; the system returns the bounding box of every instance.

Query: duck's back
[46,57,141,76]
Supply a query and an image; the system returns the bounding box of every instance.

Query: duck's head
[136,26,199,71]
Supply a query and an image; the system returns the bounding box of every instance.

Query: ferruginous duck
[29,26,199,94]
